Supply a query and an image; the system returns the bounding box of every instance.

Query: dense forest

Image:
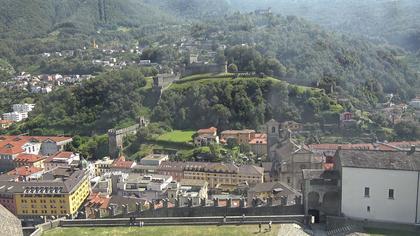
[1,1,419,142]
[10,68,155,136]
[153,76,340,131]
[228,0,420,52]
[195,14,419,102]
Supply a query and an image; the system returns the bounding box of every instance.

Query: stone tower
[266,119,280,162]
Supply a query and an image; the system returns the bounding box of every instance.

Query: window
[389,189,394,199]
[367,206,370,212]
[364,187,370,197]
[271,127,276,133]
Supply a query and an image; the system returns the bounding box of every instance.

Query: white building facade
[338,149,420,225]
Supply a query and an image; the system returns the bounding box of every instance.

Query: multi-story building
[110,156,136,173]
[0,182,17,215]
[13,153,45,168]
[249,133,267,156]
[140,154,169,166]
[247,182,300,206]
[337,148,420,225]
[409,97,420,109]
[94,157,114,176]
[194,127,219,146]
[13,167,90,220]
[2,112,28,122]
[220,129,267,155]
[0,135,73,172]
[44,151,80,171]
[0,119,13,130]
[159,161,264,188]
[177,179,208,206]
[7,166,44,180]
[12,104,35,113]
[220,129,256,145]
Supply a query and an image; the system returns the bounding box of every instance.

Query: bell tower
[266,119,280,162]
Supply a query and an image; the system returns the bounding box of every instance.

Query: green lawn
[43,225,280,236]
[156,130,195,143]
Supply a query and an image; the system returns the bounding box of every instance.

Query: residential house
[6,166,43,180]
[2,112,27,122]
[220,129,256,145]
[0,120,13,130]
[140,154,169,166]
[94,157,114,176]
[84,193,111,219]
[194,127,219,146]
[247,182,300,206]
[177,179,208,206]
[110,156,136,173]
[44,151,80,171]
[13,153,45,168]
[249,133,267,156]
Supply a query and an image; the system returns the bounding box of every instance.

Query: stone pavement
[277,223,310,236]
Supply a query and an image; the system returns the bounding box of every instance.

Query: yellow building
[220,129,256,145]
[14,167,90,219]
[183,162,264,188]
[94,157,114,176]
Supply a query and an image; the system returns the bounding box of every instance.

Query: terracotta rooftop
[45,151,76,163]
[7,166,43,177]
[14,153,45,163]
[85,193,111,209]
[197,127,217,134]
[249,133,267,144]
[0,143,25,155]
[111,156,135,169]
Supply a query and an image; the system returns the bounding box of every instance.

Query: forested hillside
[12,68,157,136]
[153,76,340,131]
[228,0,420,52]
[198,14,419,102]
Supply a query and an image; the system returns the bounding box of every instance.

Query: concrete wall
[341,167,418,224]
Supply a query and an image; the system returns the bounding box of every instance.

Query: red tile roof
[44,151,76,163]
[249,133,267,144]
[0,120,13,125]
[0,135,72,155]
[7,166,43,177]
[111,156,135,169]
[0,143,25,155]
[197,127,217,134]
[85,193,111,209]
[14,153,45,163]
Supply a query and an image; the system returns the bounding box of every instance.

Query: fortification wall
[182,63,227,77]
[108,124,140,158]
